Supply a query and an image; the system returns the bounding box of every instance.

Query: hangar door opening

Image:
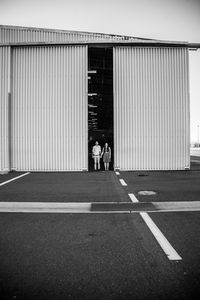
[88,47,113,171]
[11,46,88,171]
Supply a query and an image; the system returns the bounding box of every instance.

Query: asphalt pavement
[0,171,129,203]
[1,212,199,300]
[0,163,200,299]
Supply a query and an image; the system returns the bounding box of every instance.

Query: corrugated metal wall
[114,47,190,170]
[0,46,10,172]
[0,25,139,44]
[12,46,88,171]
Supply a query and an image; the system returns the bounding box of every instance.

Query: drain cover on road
[138,191,157,195]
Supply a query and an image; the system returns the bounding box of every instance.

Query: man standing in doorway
[92,141,101,170]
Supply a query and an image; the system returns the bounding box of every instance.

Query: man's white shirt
[93,145,101,155]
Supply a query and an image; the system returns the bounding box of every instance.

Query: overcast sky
[0,0,200,142]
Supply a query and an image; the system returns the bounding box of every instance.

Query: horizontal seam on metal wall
[0,42,191,48]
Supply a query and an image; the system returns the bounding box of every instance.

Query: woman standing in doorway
[101,143,111,171]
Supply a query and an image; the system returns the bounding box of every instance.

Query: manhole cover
[138,191,157,195]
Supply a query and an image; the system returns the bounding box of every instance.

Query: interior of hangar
[88,46,113,171]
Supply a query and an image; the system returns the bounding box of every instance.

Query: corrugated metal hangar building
[0,25,196,172]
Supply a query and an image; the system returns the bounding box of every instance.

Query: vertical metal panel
[12,46,87,171]
[114,47,190,170]
[0,46,10,172]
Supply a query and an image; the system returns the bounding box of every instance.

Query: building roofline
[0,40,190,48]
[0,24,155,41]
[0,24,199,48]
[187,43,200,49]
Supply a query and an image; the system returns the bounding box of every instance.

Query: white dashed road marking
[0,172,30,187]
[128,193,139,203]
[119,179,127,186]
[115,171,120,175]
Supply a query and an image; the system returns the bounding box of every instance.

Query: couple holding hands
[92,141,111,171]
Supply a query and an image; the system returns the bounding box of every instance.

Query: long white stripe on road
[0,202,91,213]
[127,190,182,260]
[140,212,182,261]
[0,201,200,214]
[153,201,200,212]
[119,179,127,186]
[128,193,139,203]
[0,172,30,187]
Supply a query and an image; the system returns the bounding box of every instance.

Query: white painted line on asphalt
[138,190,156,195]
[153,201,200,211]
[0,172,30,187]
[0,202,130,214]
[0,202,92,213]
[0,201,200,214]
[115,171,120,175]
[119,179,127,186]
[128,193,139,203]
[140,212,182,261]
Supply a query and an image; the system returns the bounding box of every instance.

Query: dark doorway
[88,47,113,171]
